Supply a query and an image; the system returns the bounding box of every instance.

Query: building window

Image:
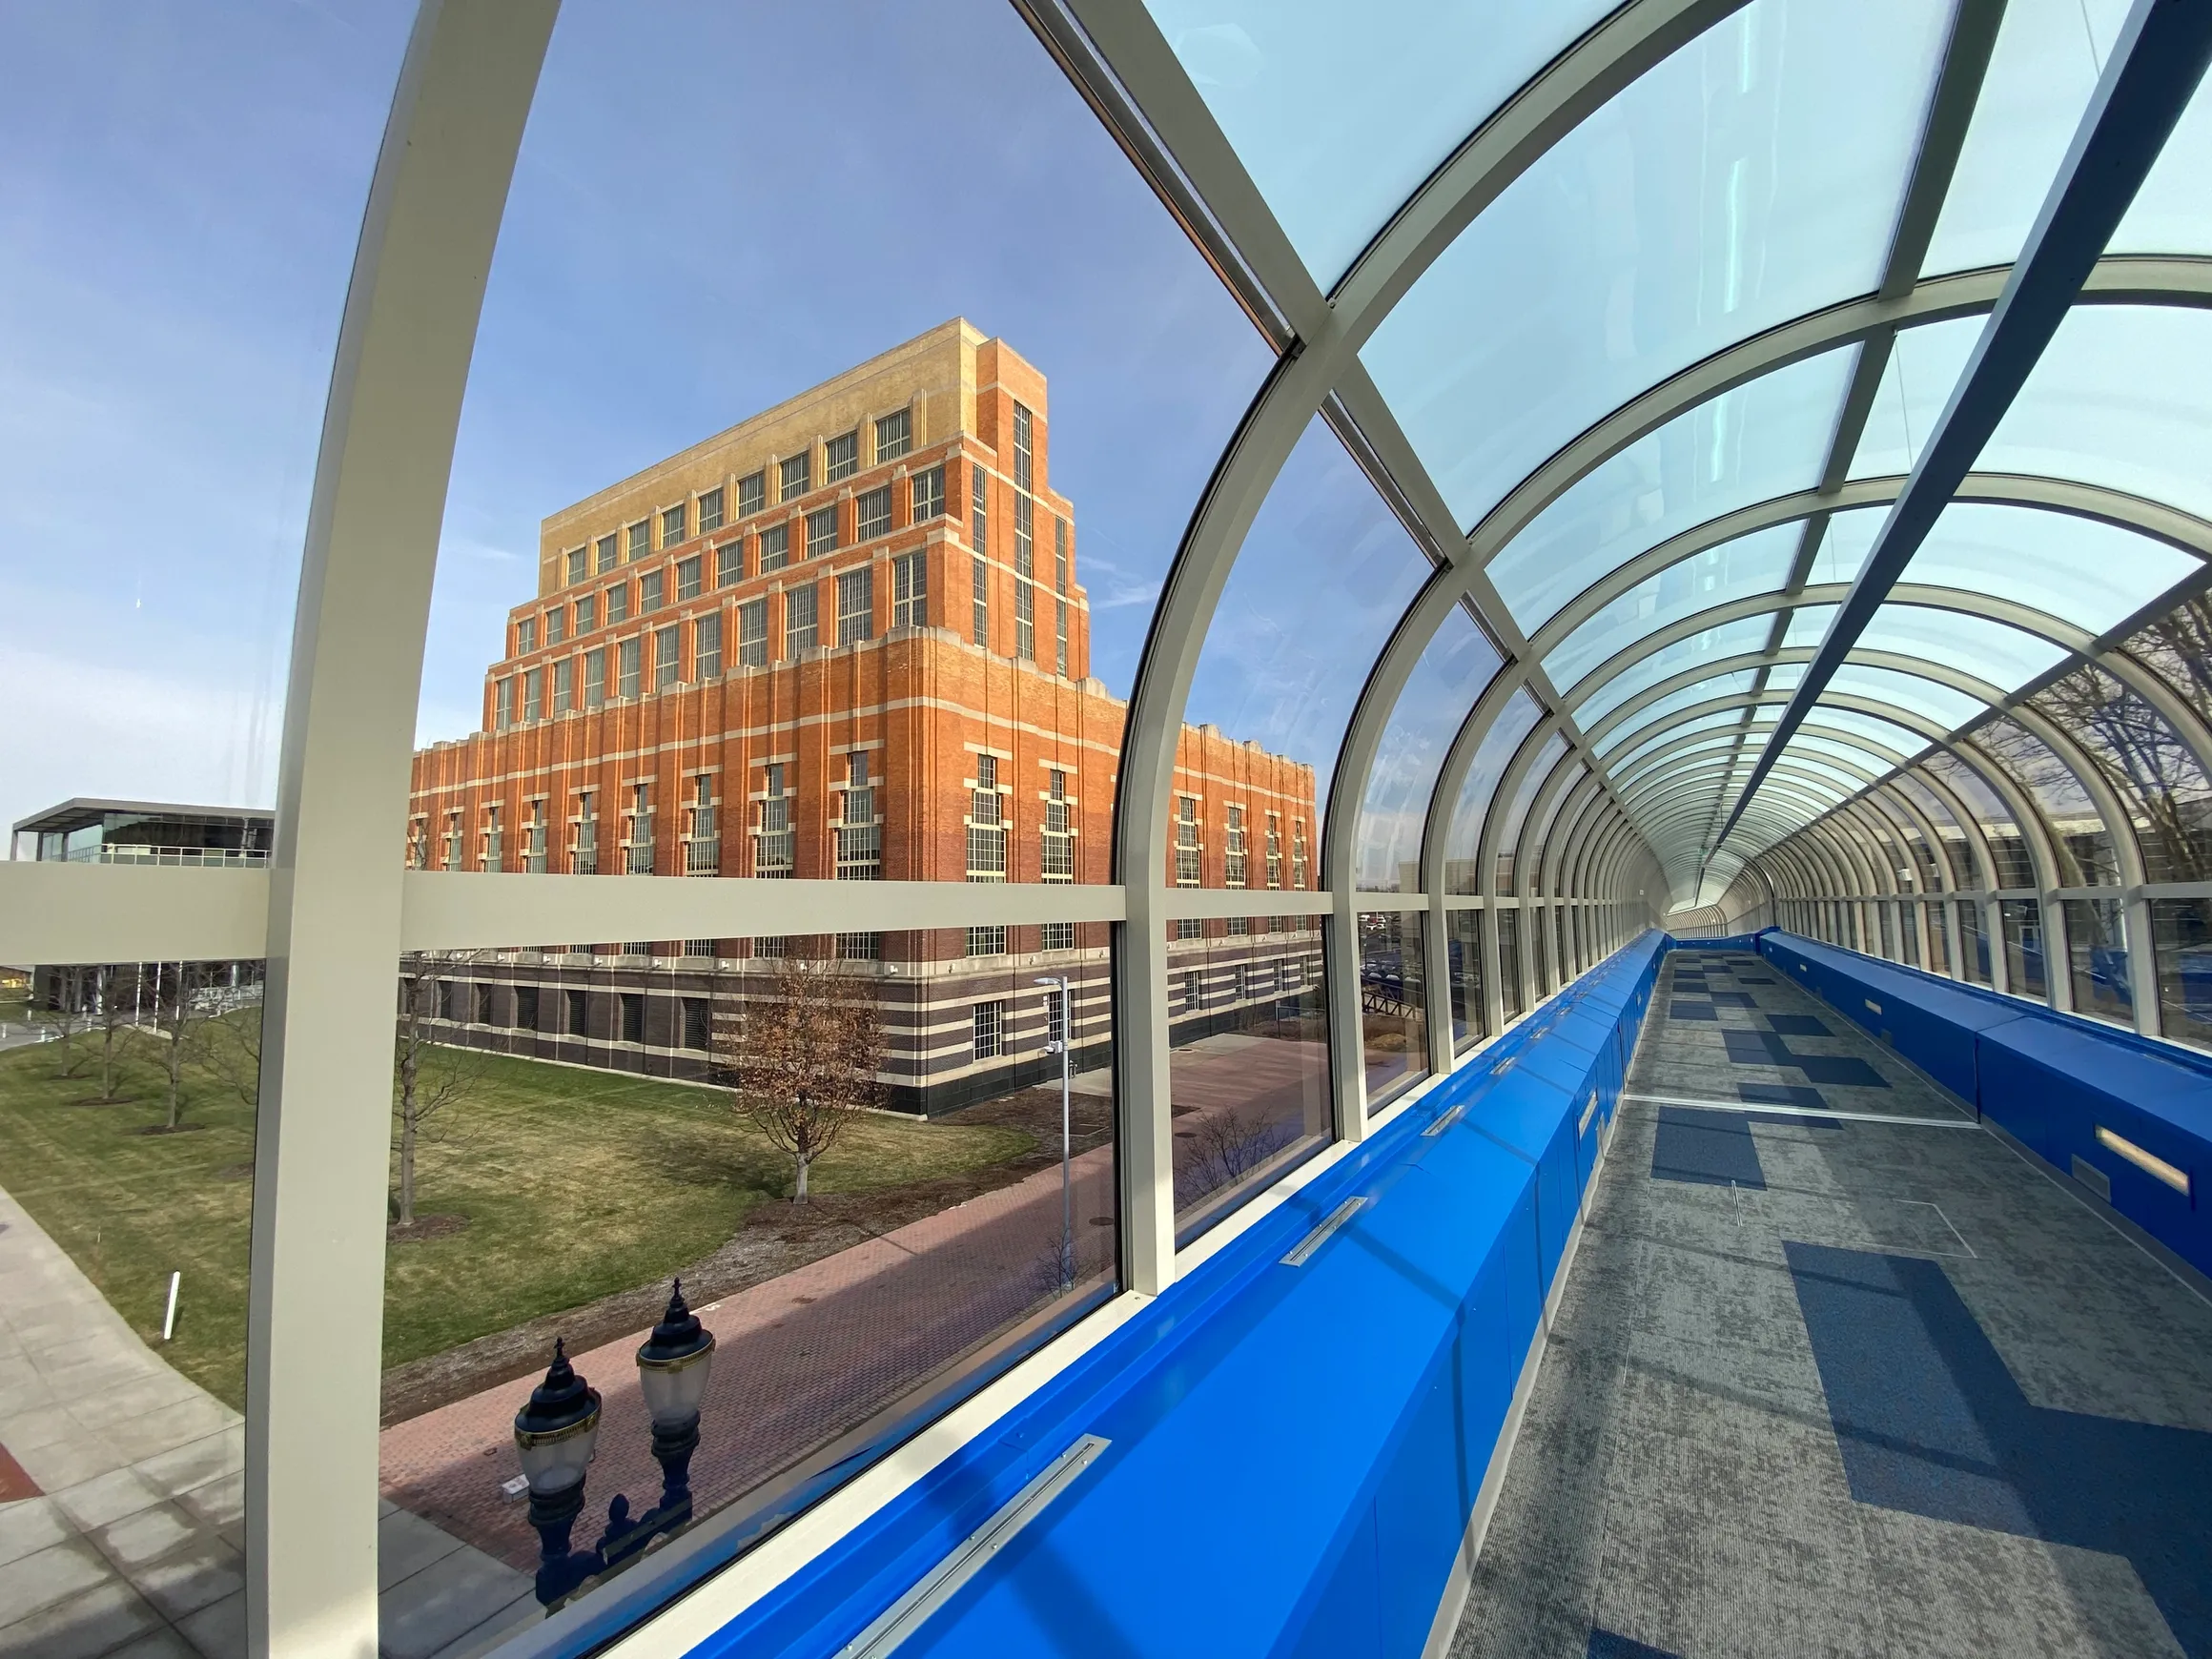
[715,541,744,587]
[968,927,1006,958]
[676,556,702,601]
[574,592,596,634]
[544,607,566,645]
[625,783,654,874]
[620,993,645,1045]
[639,569,665,612]
[785,584,818,654]
[1014,582,1034,661]
[836,569,873,645]
[753,935,789,958]
[662,502,686,546]
[856,485,891,542]
[968,753,1007,880]
[1014,494,1034,579]
[1292,819,1309,889]
[1176,795,1201,887]
[973,1000,1006,1060]
[522,667,543,723]
[494,678,513,729]
[1266,812,1282,889]
[972,556,989,647]
[760,522,790,572]
[655,624,682,690]
[694,613,722,680]
[563,986,586,1034]
[1013,401,1034,491]
[893,551,927,628]
[779,453,809,501]
[1055,598,1068,677]
[481,804,502,872]
[685,773,718,874]
[1055,517,1068,593]
[584,648,606,708]
[516,616,537,655]
[441,812,462,870]
[697,487,724,533]
[407,818,428,869]
[1224,805,1247,888]
[970,462,988,555]
[836,751,881,880]
[1175,917,1202,941]
[911,464,944,521]
[875,407,911,461]
[825,429,859,483]
[618,637,642,698]
[524,799,548,873]
[571,791,597,874]
[605,583,629,625]
[564,546,587,585]
[626,520,651,562]
[1042,768,1075,882]
[836,932,881,960]
[1040,921,1075,952]
[738,598,768,667]
[807,505,839,558]
[683,939,717,959]
[755,762,793,877]
[596,533,619,573]
[681,997,711,1050]
[737,470,766,518]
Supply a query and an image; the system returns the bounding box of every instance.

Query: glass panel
[1929,900,1952,975]
[1781,603,1836,646]
[1447,910,1485,1051]
[1185,416,1431,856]
[1972,717,2119,886]
[379,931,1117,1624]
[1355,608,1502,891]
[1850,316,1978,480]
[1144,0,1613,284]
[1359,912,1429,1106]
[1825,664,1989,730]
[1169,916,1331,1245]
[2123,592,2212,733]
[1441,689,1545,891]
[1486,349,1854,633]
[1524,762,1589,895]
[1899,901,1921,967]
[2063,897,2133,1024]
[1923,0,2129,274]
[1876,902,1895,960]
[2150,898,2212,1051]
[1611,708,1756,769]
[1592,669,1760,750]
[1542,522,1801,690]
[1855,605,2067,693]
[1925,750,2037,888]
[2001,897,2050,996]
[1364,0,1946,534]
[1492,733,1568,892]
[1497,908,1526,1023]
[1809,705,1930,759]
[1895,769,1979,889]
[2031,663,2212,884]
[1831,502,2201,637]
[1959,899,1994,984]
[1574,617,1774,727]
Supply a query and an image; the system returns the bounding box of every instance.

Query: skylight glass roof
[1854,604,2068,692]
[1541,522,1802,690]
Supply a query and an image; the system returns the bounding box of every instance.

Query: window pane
[1824,664,1989,732]
[2062,896,2132,1025]
[1972,717,2119,887]
[1355,608,1501,891]
[2001,898,2049,997]
[2031,662,2212,884]
[1359,911,1428,1105]
[1446,909,1485,1050]
[1574,616,1773,727]
[1492,733,1568,893]
[1592,670,1760,753]
[1441,689,1544,892]
[1364,1,1946,534]
[1958,899,1994,984]
[1168,916,1330,1245]
[1497,908,1526,1022]
[2151,898,2212,1051]
[1542,522,1803,691]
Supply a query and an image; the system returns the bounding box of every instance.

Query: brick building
[408,320,1321,1112]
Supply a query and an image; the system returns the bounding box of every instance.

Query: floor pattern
[1450,950,2212,1659]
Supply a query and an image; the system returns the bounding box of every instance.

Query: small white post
[162,1271,181,1342]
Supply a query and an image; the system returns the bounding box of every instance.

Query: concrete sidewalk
[0,1184,535,1659]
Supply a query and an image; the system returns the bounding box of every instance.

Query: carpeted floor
[1448,950,2212,1659]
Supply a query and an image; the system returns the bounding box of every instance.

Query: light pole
[1034,974,1073,1293]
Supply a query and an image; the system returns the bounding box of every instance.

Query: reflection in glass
[1492,733,1568,893]
[1542,523,1801,691]
[1169,917,1331,1243]
[1359,912,1429,1106]
[1928,901,1951,976]
[1498,908,1526,1024]
[1972,717,2118,887]
[1356,608,1501,891]
[1924,751,2036,889]
[1364,0,1945,535]
[2001,899,2049,998]
[2063,898,2132,1025]
[1441,689,1544,891]
[2031,662,2212,884]
[2151,898,2212,1051]
[1447,910,1485,1051]
[379,932,1116,1628]
[1958,899,1993,984]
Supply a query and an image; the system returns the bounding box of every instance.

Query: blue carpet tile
[1587,1632,1682,1659]
[1788,1243,2212,1658]
[1650,1106,1766,1188]
[1795,1054,1887,1087]
[1669,1002,1718,1021]
[1722,1030,1793,1065]
[1766,1014,1829,1035]
[1709,991,1756,1007]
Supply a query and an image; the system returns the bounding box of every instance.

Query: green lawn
[0,1033,1031,1410]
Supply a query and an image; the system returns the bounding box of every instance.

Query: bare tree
[192,993,263,1111]
[88,963,142,1103]
[2030,663,2212,883]
[717,952,884,1202]
[147,961,211,1131]
[392,955,484,1228]
[31,969,94,1079]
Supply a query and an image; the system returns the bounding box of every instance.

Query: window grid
[836,752,881,880]
[825,430,858,483]
[754,763,793,878]
[892,551,927,629]
[874,408,911,461]
[836,568,874,646]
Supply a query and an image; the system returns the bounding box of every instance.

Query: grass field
[0,1029,1032,1410]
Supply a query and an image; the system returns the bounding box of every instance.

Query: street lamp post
[1034,974,1072,1293]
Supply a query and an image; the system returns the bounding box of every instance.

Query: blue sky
[0,0,1285,837]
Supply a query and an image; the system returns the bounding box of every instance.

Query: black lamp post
[512,1281,719,1608]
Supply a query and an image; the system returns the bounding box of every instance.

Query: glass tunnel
[3,2,2210,1658]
